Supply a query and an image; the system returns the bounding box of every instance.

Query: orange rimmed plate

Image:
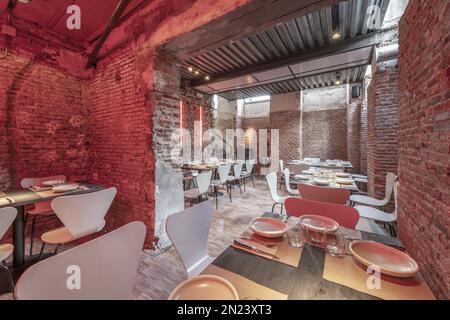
[250,217,287,238]
[168,275,239,300]
[349,241,419,278]
[299,215,340,233]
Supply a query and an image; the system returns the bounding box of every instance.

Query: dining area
[0,0,448,304]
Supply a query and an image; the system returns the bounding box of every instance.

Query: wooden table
[0,183,106,269]
[211,213,405,300]
[289,160,354,171]
[291,177,359,192]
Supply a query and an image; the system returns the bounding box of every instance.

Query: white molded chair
[184,170,213,206]
[278,160,285,189]
[266,172,291,214]
[355,182,399,237]
[242,159,256,190]
[21,175,67,255]
[0,207,17,293]
[227,162,244,199]
[15,221,146,300]
[39,187,117,257]
[283,168,300,196]
[210,164,232,209]
[350,172,397,209]
[166,201,215,277]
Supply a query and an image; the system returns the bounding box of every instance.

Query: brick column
[367,60,399,202]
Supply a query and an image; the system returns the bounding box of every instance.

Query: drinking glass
[287,219,305,248]
[325,231,345,257]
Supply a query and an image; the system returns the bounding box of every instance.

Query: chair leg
[243,177,246,192]
[215,186,218,210]
[1,261,15,296]
[38,242,46,261]
[251,175,255,188]
[280,204,284,214]
[228,185,232,202]
[29,215,38,256]
[271,203,276,213]
[238,181,242,195]
[54,244,61,254]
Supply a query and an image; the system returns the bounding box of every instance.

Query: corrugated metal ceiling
[181,0,389,80]
[217,65,367,100]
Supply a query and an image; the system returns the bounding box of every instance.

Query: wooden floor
[1,177,389,300]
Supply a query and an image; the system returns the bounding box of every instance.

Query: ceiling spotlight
[332,32,341,40]
[187,66,194,73]
[335,72,341,85]
[17,0,32,3]
[204,75,210,81]
[194,70,200,75]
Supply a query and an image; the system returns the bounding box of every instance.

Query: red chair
[285,198,360,229]
[298,183,350,204]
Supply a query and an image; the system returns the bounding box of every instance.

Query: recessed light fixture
[194,70,200,75]
[204,75,210,81]
[335,72,341,85]
[17,0,32,3]
[332,32,341,40]
[188,66,194,73]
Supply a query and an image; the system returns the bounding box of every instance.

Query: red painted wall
[397,0,450,299]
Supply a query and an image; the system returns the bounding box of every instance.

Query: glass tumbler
[325,231,345,257]
[287,219,305,248]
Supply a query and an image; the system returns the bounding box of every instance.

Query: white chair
[283,168,300,196]
[227,162,244,199]
[355,182,399,237]
[166,201,215,277]
[350,172,397,209]
[21,175,67,255]
[242,159,256,190]
[0,207,17,293]
[210,164,232,209]
[15,221,146,300]
[38,187,117,258]
[278,160,285,189]
[266,172,291,214]
[184,170,212,206]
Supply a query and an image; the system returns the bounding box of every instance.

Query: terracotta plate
[168,275,239,300]
[42,179,66,187]
[299,215,340,232]
[312,178,330,186]
[349,241,419,278]
[335,178,354,185]
[250,217,288,238]
[335,172,351,178]
[295,174,310,181]
[52,183,79,193]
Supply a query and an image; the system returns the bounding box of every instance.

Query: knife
[233,240,279,259]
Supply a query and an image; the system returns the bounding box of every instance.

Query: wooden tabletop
[0,183,106,208]
[211,213,405,300]
[289,160,354,169]
[291,178,359,192]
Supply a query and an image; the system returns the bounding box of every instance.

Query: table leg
[12,206,25,268]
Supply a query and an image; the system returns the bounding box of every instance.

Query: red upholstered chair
[297,183,350,204]
[285,198,360,229]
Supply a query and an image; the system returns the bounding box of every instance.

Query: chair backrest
[232,162,243,178]
[15,221,146,300]
[279,160,284,172]
[21,175,67,188]
[383,172,398,203]
[298,183,350,204]
[51,187,117,239]
[285,198,359,229]
[196,170,212,194]
[0,207,17,239]
[166,201,214,277]
[217,164,231,184]
[266,172,281,202]
[283,168,297,195]
[392,181,399,220]
[245,159,255,175]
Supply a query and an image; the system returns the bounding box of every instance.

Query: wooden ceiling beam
[86,0,131,68]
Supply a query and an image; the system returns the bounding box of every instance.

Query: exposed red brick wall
[87,44,156,248]
[301,108,348,161]
[397,0,450,299]
[347,99,362,173]
[367,63,399,200]
[270,110,301,162]
[360,77,370,175]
